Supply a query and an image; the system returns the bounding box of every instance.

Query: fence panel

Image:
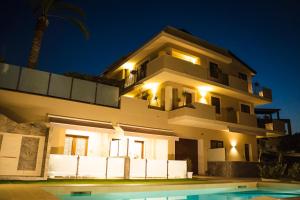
[129,159,146,178]
[48,154,77,177]
[107,157,125,178]
[146,160,167,178]
[77,156,106,178]
[96,83,119,107]
[71,78,96,103]
[0,63,19,89]
[168,160,187,179]
[19,67,50,95]
[48,74,72,99]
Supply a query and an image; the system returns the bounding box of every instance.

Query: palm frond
[48,15,89,39]
[50,1,86,17]
[43,0,55,15]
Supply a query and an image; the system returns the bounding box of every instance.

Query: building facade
[0,27,285,180]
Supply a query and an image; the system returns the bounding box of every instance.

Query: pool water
[58,188,300,200]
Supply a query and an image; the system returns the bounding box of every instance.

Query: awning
[47,114,114,129]
[119,123,177,137]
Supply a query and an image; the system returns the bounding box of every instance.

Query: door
[172,88,179,109]
[185,92,192,106]
[175,138,198,174]
[245,144,250,161]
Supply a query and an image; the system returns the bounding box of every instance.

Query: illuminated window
[172,49,200,64]
[64,135,88,156]
[133,141,144,159]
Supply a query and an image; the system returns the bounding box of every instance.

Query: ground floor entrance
[175,138,198,174]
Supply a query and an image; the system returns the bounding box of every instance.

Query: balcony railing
[253,83,272,100]
[0,63,120,107]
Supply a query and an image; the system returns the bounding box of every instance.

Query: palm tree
[28,0,89,68]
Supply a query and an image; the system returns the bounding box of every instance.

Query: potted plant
[186,158,193,179]
[141,91,150,100]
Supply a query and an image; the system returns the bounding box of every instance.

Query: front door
[175,138,198,174]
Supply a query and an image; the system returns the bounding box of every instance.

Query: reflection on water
[58,189,300,200]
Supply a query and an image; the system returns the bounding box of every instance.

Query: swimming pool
[57,187,300,200]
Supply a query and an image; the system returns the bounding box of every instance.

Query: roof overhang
[48,114,114,130]
[168,115,266,136]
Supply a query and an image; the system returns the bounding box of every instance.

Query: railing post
[145,159,147,180]
[167,160,169,179]
[46,73,52,95]
[16,66,22,90]
[105,157,108,179]
[76,155,79,179]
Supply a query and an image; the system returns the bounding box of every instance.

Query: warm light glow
[230,140,237,148]
[172,50,200,64]
[66,129,92,136]
[143,82,159,96]
[123,94,134,98]
[197,86,212,104]
[122,62,134,71]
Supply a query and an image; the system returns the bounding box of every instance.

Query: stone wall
[0,114,50,180]
[207,161,259,178]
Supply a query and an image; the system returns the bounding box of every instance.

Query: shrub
[287,163,300,181]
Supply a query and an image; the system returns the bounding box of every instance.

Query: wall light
[230,140,237,148]
[143,82,159,105]
[197,86,212,104]
[143,82,159,96]
[122,62,134,71]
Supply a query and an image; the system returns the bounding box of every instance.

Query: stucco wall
[0,89,258,175]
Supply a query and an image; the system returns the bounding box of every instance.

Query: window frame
[64,134,88,156]
[239,102,252,114]
[210,140,224,149]
[133,140,144,159]
[209,62,219,79]
[238,72,248,81]
[210,95,221,114]
[110,138,120,157]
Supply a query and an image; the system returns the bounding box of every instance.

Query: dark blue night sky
[1,0,300,133]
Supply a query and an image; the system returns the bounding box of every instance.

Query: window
[211,96,221,114]
[210,140,224,149]
[238,72,248,81]
[241,103,251,114]
[110,139,120,157]
[209,62,219,78]
[64,135,88,156]
[133,141,144,159]
[110,139,127,157]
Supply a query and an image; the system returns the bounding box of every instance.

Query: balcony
[0,63,120,107]
[146,55,267,96]
[168,103,216,122]
[147,54,208,80]
[265,120,286,134]
[236,111,258,127]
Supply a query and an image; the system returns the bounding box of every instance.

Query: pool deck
[0,179,300,200]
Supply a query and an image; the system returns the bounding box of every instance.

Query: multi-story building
[0,26,284,180]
